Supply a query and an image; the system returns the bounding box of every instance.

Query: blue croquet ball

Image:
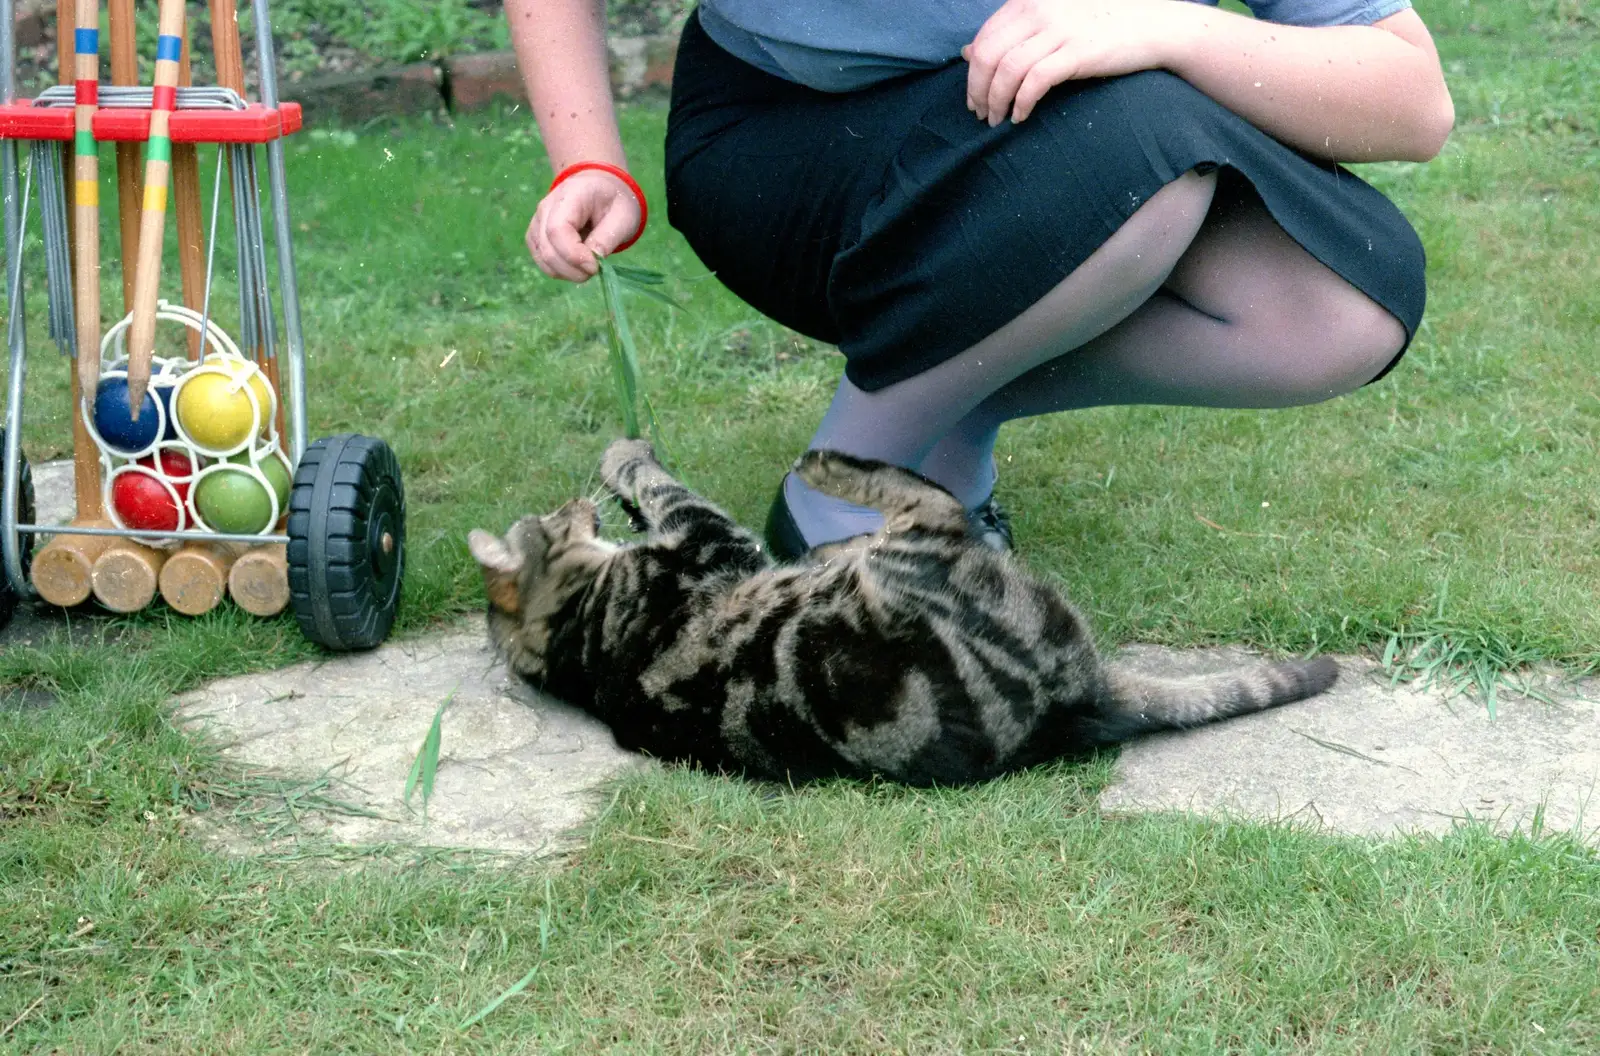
[93,376,162,454]
[153,382,179,440]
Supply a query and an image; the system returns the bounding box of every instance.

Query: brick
[444,51,527,112]
[609,34,678,98]
[14,3,45,48]
[282,63,445,126]
[640,36,677,93]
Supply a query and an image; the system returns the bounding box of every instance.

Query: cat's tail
[1096,655,1338,740]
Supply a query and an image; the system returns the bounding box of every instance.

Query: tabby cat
[469,439,1337,786]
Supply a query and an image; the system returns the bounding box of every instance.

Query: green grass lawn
[5,0,1600,1050]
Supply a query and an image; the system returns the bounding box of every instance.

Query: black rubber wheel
[0,428,35,631]
[286,433,405,651]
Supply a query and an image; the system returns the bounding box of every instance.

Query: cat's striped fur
[469,439,1337,785]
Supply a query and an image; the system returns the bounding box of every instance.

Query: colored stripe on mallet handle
[123,0,185,414]
[72,4,101,403]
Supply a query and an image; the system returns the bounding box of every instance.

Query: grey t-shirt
[698,0,1415,92]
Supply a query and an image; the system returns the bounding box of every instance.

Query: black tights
[785,169,1408,542]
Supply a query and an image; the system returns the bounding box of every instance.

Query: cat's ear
[468,529,523,615]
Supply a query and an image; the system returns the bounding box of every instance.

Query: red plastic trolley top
[0,99,302,143]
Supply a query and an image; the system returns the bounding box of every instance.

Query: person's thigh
[1162,173,1407,391]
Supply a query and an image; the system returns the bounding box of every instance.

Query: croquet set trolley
[1,0,404,649]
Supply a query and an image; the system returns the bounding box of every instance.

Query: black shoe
[764,482,809,562]
[766,478,1014,561]
[968,495,1014,552]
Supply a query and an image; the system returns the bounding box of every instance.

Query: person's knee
[1270,289,1407,403]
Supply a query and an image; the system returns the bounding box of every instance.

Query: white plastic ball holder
[242,441,293,490]
[84,303,287,539]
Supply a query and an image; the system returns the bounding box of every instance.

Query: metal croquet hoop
[1,0,404,649]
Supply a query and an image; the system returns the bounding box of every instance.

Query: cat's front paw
[600,437,659,496]
[615,496,649,533]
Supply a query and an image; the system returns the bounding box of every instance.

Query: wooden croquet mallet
[122,0,185,413]
[172,36,205,360]
[160,541,240,615]
[156,28,224,613]
[109,0,142,311]
[71,0,100,403]
[206,0,286,440]
[29,0,112,608]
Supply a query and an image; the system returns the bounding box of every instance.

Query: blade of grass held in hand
[596,257,685,442]
[597,257,642,439]
[610,261,685,308]
[608,262,663,284]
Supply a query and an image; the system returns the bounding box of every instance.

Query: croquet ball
[152,382,180,439]
[137,449,195,503]
[111,470,181,531]
[176,372,262,451]
[205,353,273,425]
[194,468,274,534]
[226,451,291,511]
[92,376,162,454]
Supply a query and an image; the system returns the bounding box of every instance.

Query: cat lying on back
[469,439,1337,786]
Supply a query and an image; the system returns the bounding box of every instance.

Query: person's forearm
[507,0,627,172]
[1158,6,1454,163]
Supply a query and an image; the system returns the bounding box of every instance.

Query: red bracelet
[548,161,649,253]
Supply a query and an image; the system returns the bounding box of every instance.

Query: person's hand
[963,0,1172,126]
[526,168,644,282]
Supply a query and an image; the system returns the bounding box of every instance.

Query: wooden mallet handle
[123,0,186,413]
[109,0,142,312]
[72,1,101,402]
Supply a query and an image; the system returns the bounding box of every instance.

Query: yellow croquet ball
[175,357,273,451]
[216,355,273,420]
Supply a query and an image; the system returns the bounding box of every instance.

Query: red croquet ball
[137,450,195,504]
[112,470,182,531]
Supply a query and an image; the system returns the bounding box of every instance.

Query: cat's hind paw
[794,450,968,534]
[791,449,891,498]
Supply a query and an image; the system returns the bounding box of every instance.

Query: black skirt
[664,12,1426,392]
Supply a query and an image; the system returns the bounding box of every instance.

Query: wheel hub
[366,484,401,588]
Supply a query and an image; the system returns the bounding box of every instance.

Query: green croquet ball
[226,452,291,512]
[194,468,274,534]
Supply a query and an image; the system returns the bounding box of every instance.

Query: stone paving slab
[173,627,645,855]
[30,458,73,527]
[0,460,75,652]
[167,634,1600,856]
[1101,645,1600,844]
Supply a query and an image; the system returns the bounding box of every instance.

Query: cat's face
[468,499,616,680]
